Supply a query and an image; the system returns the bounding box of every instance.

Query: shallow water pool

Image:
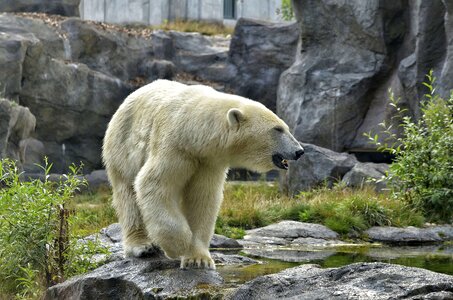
[217,244,453,284]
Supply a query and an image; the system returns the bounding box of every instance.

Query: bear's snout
[295,149,304,160]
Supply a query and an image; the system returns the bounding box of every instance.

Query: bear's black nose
[295,149,304,160]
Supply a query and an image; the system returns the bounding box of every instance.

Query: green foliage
[0,159,108,298]
[218,183,424,238]
[69,186,117,237]
[277,0,295,21]
[296,186,423,234]
[365,71,453,222]
[215,217,246,239]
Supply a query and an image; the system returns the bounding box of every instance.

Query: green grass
[217,183,425,238]
[69,186,117,237]
[69,182,425,240]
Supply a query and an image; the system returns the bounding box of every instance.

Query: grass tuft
[217,183,425,238]
[70,186,117,237]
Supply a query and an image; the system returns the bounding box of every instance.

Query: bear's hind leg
[110,173,156,258]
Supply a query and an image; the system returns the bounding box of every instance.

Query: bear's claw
[180,255,215,269]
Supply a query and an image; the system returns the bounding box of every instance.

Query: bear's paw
[180,253,215,270]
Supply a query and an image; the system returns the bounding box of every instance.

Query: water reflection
[216,244,453,284]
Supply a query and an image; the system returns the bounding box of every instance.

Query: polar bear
[102,80,304,269]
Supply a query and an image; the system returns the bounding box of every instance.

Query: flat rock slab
[366,226,449,244]
[244,221,339,241]
[210,234,243,249]
[230,262,453,300]
[429,225,453,241]
[45,257,225,299]
[242,247,336,263]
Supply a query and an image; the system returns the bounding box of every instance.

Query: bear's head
[226,103,304,173]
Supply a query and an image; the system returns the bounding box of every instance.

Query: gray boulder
[240,221,343,262]
[429,225,453,241]
[60,18,155,81]
[228,18,299,111]
[230,262,453,300]
[280,143,357,195]
[0,0,80,16]
[0,14,240,172]
[440,0,453,96]
[168,30,236,84]
[49,222,257,300]
[277,0,453,153]
[84,169,110,190]
[138,59,176,82]
[210,234,243,249]
[244,221,339,241]
[342,162,389,190]
[45,257,224,300]
[21,138,46,172]
[277,0,397,152]
[20,55,132,172]
[365,226,443,244]
[102,222,122,243]
[0,99,36,167]
[0,14,66,101]
[281,142,393,193]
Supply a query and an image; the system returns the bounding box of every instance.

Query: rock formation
[228,18,299,111]
[45,222,453,299]
[0,99,36,168]
[1,12,300,173]
[278,0,453,152]
[231,262,453,300]
[0,13,233,173]
[0,0,80,16]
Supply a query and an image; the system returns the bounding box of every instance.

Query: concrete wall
[79,0,286,25]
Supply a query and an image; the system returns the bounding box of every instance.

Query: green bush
[365,71,453,222]
[0,159,108,298]
[277,0,295,21]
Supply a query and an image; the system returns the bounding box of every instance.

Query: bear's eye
[274,126,284,133]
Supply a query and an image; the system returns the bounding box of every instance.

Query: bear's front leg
[181,167,227,270]
[135,157,195,260]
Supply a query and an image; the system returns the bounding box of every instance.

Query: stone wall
[278,0,453,153]
[79,0,285,25]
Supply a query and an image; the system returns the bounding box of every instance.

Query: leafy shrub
[277,0,295,21]
[0,159,108,298]
[365,71,453,222]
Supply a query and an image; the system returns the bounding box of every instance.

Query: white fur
[102,80,302,269]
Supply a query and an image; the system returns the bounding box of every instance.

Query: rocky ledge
[46,221,453,299]
[46,254,453,300]
[231,262,453,300]
[366,225,453,244]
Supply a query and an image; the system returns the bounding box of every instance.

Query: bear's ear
[227,108,244,128]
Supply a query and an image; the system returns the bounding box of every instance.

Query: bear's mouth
[272,154,289,170]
